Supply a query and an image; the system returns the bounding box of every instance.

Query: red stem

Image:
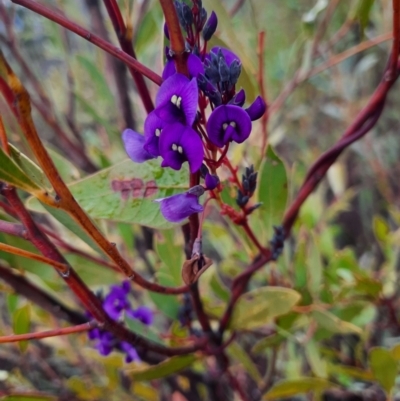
[0,321,98,343]
[103,0,155,114]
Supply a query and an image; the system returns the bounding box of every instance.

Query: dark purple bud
[205,173,219,190]
[230,89,246,107]
[218,53,230,82]
[236,189,249,207]
[246,202,262,214]
[164,23,170,40]
[199,7,207,29]
[246,96,267,121]
[155,192,203,223]
[200,163,210,178]
[174,1,186,28]
[202,11,218,41]
[229,59,242,86]
[188,185,205,197]
[182,2,193,26]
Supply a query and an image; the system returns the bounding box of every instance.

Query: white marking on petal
[229,121,237,128]
[176,97,182,108]
[155,128,161,137]
[222,123,228,130]
[172,143,178,151]
[178,146,183,154]
[171,94,178,105]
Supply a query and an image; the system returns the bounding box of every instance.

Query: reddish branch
[103,0,155,114]
[10,0,162,86]
[0,321,98,344]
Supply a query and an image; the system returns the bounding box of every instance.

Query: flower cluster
[88,281,153,363]
[122,0,266,223]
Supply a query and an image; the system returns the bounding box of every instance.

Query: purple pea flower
[155,74,199,126]
[103,281,131,321]
[205,173,220,190]
[159,122,204,173]
[120,342,140,363]
[127,306,154,326]
[155,191,204,223]
[246,96,267,121]
[206,104,252,148]
[143,111,168,157]
[95,331,115,356]
[122,129,156,163]
[162,54,205,80]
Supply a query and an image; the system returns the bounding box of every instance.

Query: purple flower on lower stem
[155,191,204,223]
[246,96,267,121]
[206,104,252,148]
[127,306,154,326]
[95,331,115,356]
[155,74,199,126]
[103,281,131,321]
[162,54,204,80]
[122,129,156,163]
[159,122,204,173]
[120,342,140,363]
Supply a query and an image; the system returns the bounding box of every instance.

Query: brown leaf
[181,254,213,285]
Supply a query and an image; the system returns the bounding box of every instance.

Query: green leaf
[209,272,230,302]
[155,229,183,286]
[0,147,42,194]
[67,159,188,229]
[149,274,181,319]
[125,317,164,346]
[76,55,114,101]
[305,339,327,378]
[47,148,81,183]
[227,342,262,383]
[229,287,301,330]
[353,0,375,34]
[13,304,30,352]
[369,347,397,394]
[125,355,197,381]
[263,378,336,400]
[373,215,390,244]
[312,310,362,335]
[258,146,288,237]
[8,144,49,190]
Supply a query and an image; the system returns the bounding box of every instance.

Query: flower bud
[202,11,218,41]
[205,173,220,190]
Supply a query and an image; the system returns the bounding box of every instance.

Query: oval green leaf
[229,287,301,330]
[369,347,397,394]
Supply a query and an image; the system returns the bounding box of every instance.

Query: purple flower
[143,111,168,157]
[103,281,131,321]
[162,54,205,80]
[122,129,156,163]
[205,173,219,190]
[159,122,204,173]
[127,306,154,326]
[230,89,246,107]
[95,331,115,356]
[155,191,203,223]
[246,96,267,121]
[155,74,199,126]
[206,105,252,147]
[120,342,140,363]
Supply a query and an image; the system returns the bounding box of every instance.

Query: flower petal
[155,193,203,223]
[122,129,156,163]
[210,46,240,66]
[246,96,267,121]
[179,127,204,173]
[144,111,167,156]
[206,105,252,147]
